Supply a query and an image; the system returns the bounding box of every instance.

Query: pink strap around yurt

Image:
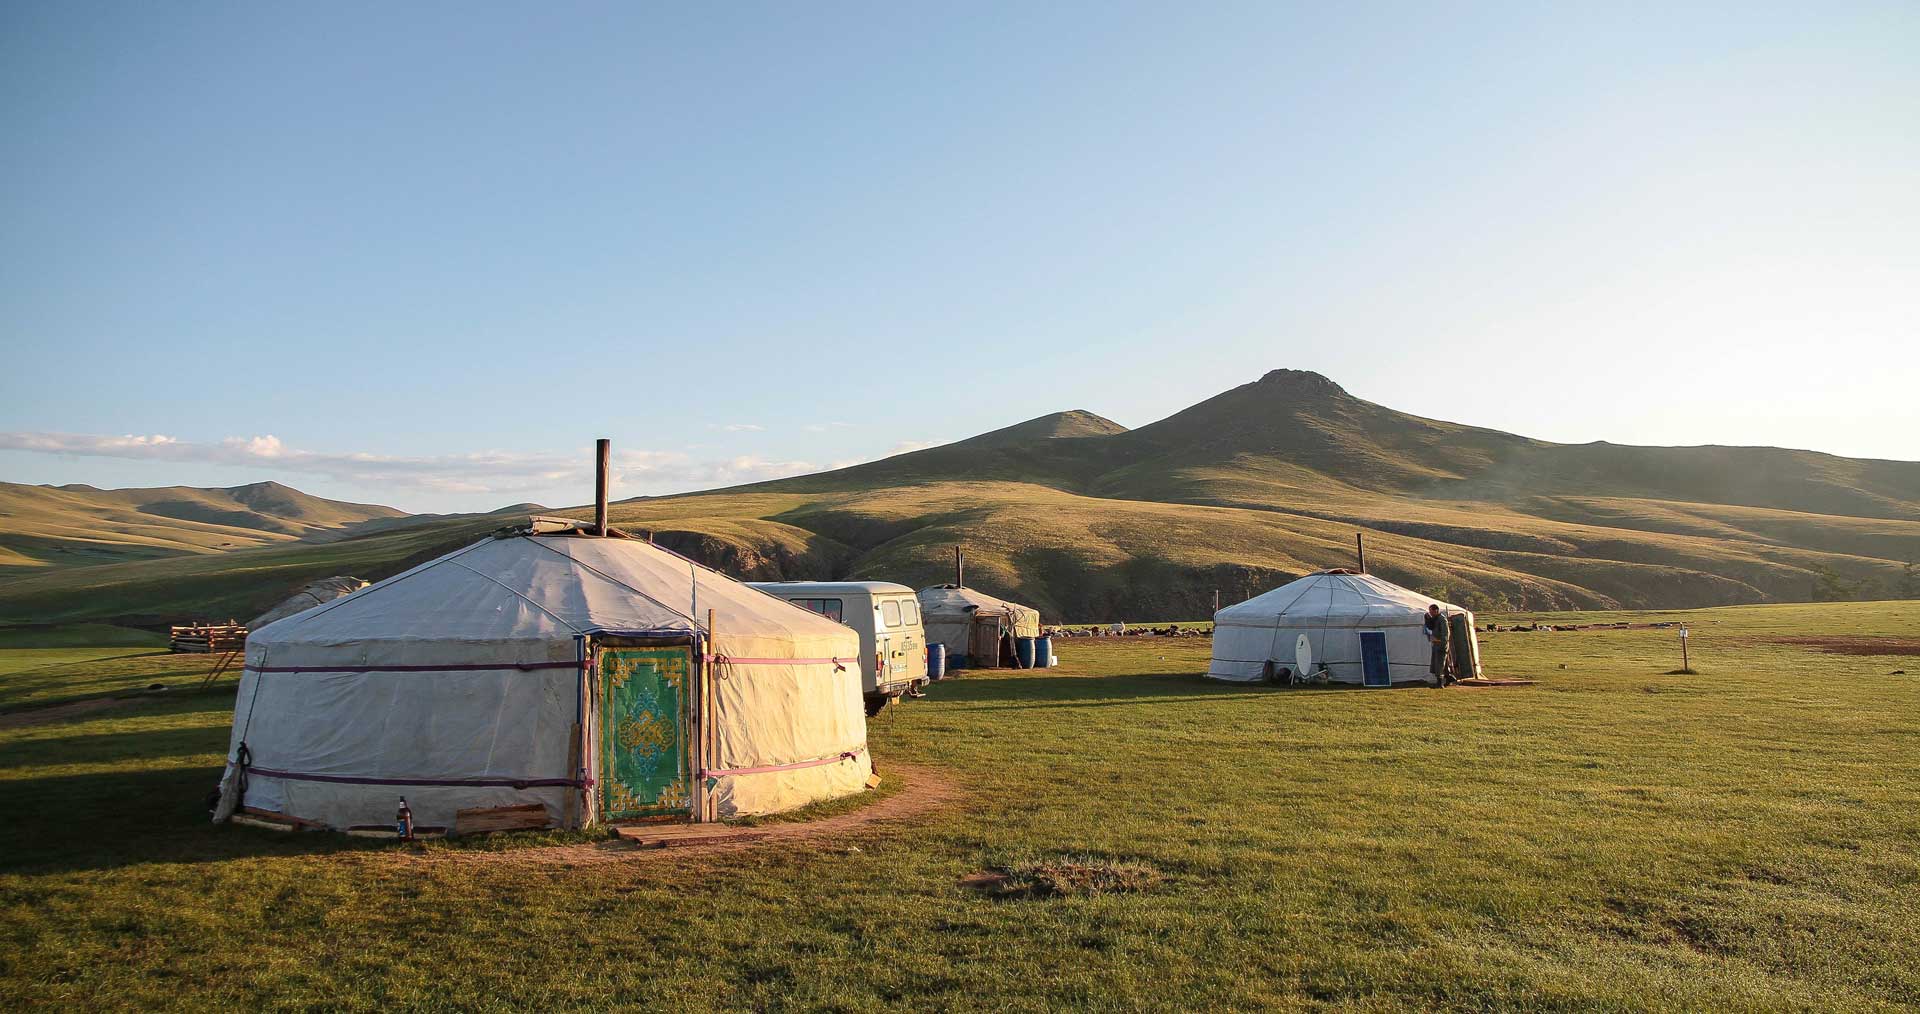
[245,660,584,674]
[700,745,866,779]
[704,654,850,669]
[242,766,585,788]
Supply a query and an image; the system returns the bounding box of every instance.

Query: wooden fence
[170,623,248,654]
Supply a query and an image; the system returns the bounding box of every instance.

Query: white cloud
[0,431,826,499]
[711,423,765,432]
[802,421,854,433]
[883,438,949,456]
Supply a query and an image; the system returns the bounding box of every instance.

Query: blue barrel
[1033,635,1053,668]
[926,643,947,680]
[1015,636,1037,669]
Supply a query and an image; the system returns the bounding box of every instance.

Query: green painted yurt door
[598,646,693,819]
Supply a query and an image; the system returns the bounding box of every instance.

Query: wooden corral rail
[170,623,248,654]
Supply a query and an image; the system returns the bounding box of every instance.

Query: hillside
[0,481,406,571]
[1,370,1915,625]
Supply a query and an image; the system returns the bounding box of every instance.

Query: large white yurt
[1207,570,1479,687]
[917,584,1041,667]
[214,520,871,833]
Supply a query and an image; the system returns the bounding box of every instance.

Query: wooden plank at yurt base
[454,803,551,835]
[611,822,769,848]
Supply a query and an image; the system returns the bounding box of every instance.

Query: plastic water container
[926,643,946,680]
[1015,637,1037,669]
[1033,635,1053,668]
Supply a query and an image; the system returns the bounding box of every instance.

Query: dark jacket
[1423,611,1449,645]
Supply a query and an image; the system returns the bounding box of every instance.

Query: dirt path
[403,763,965,870]
[1759,635,1920,657]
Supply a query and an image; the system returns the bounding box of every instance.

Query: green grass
[1,601,1917,1010]
[0,513,510,629]
[0,649,215,710]
[0,623,166,650]
[0,479,406,570]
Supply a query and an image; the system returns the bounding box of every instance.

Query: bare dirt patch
[398,763,964,870]
[961,855,1166,899]
[1761,636,1920,657]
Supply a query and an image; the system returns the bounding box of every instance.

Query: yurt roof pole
[569,633,586,828]
[955,546,964,588]
[594,438,611,537]
[1356,532,1367,574]
[701,608,718,822]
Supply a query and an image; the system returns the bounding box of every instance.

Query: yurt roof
[248,576,368,629]
[251,530,855,650]
[917,584,1039,619]
[1215,571,1458,629]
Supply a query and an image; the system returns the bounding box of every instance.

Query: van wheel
[864,695,890,717]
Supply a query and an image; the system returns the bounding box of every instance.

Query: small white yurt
[1207,570,1478,688]
[917,584,1040,667]
[214,519,870,833]
[247,575,368,629]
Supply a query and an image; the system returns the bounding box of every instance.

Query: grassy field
[2,600,1916,1010]
[0,481,406,572]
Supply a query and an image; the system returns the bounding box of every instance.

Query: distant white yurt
[247,575,368,629]
[1207,570,1479,687]
[215,520,870,833]
[917,585,1040,668]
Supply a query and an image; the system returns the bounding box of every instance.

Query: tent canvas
[917,584,1040,667]
[1207,570,1478,687]
[215,528,870,832]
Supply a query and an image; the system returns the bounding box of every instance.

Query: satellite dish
[1294,633,1313,676]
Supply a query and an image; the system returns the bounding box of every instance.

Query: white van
[746,581,929,715]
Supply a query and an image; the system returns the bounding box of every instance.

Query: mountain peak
[954,410,1129,449]
[227,480,295,495]
[1256,369,1347,395]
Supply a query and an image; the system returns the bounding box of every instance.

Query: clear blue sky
[2,2,1915,512]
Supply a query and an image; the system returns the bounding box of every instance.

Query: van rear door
[877,597,902,691]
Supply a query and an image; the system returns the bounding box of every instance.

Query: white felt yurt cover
[916,584,1041,656]
[214,530,869,831]
[1207,571,1476,687]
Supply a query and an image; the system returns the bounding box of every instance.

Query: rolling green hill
[0,481,406,571]
[2,370,1915,626]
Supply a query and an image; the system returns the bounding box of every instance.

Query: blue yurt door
[1359,632,1390,687]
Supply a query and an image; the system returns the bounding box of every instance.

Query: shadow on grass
[0,764,400,876]
[0,722,230,772]
[0,682,237,718]
[10,650,175,670]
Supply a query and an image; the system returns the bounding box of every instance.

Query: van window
[793,598,844,623]
[881,600,901,627]
[901,600,919,626]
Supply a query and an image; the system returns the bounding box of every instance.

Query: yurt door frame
[592,637,697,821]
[968,616,1003,668]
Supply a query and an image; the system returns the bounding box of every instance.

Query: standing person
[1424,604,1452,686]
